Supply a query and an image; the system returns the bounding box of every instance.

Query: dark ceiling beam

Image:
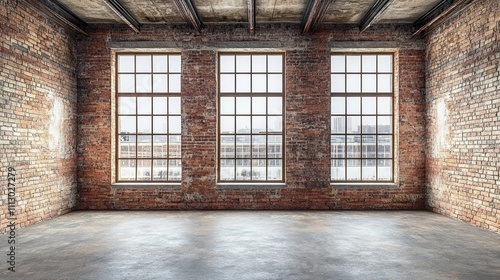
[358,0,396,32]
[412,0,475,37]
[173,0,205,33]
[23,0,87,35]
[103,0,141,33]
[301,0,333,34]
[248,0,256,34]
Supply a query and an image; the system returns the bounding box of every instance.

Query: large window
[116,53,181,182]
[218,53,284,182]
[331,53,394,182]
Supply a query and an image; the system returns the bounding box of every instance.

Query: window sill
[331,182,397,189]
[217,182,286,190]
[111,182,181,189]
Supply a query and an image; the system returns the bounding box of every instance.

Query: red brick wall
[77,24,426,210]
[425,0,500,232]
[0,0,78,232]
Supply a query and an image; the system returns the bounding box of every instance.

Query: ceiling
[36,0,469,35]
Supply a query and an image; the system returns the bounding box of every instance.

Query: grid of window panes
[331,54,394,182]
[219,53,284,182]
[116,53,181,182]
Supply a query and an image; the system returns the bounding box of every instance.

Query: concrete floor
[1,211,499,280]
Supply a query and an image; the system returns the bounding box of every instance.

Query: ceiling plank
[103,0,141,33]
[173,0,205,33]
[301,0,333,34]
[358,0,396,32]
[248,0,256,34]
[412,0,476,37]
[23,0,87,35]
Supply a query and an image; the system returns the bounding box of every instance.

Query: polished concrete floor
[1,211,499,280]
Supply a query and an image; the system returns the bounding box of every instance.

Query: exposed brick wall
[76,23,426,210]
[0,0,78,232]
[425,0,500,232]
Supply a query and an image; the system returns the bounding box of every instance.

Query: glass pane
[378,136,392,158]
[236,135,251,158]
[347,160,361,180]
[331,116,345,133]
[378,97,392,114]
[267,159,282,180]
[138,97,151,114]
[136,74,152,93]
[268,97,282,114]
[118,74,135,92]
[378,55,392,72]
[119,97,136,114]
[362,116,376,133]
[268,74,282,93]
[236,74,251,92]
[119,116,136,134]
[378,74,392,93]
[169,116,181,134]
[331,96,345,114]
[236,97,250,114]
[138,116,151,134]
[331,74,345,93]
[153,74,167,92]
[221,135,235,158]
[169,74,181,93]
[252,97,266,114]
[378,160,392,181]
[153,135,168,158]
[331,56,345,73]
[137,160,152,180]
[236,55,251,72]
[268,116,282,132]
[331,159,345,180]
[236,116,250,133]
[220,159,235,181]
[118,55,134,72]
[153,97,167,114]
[268,135,282,158]
[347,97,360,114]
[220,97,235,115]
[119,135,136,158]
[169,55,181,73]
[252,116,266,133]
[252,74,267,92]
[362,136,376,158]
[169,135,181,158]
[378,116,392,133]
[252,135,266,158]
[347,136,361,157]
[220,55,235,73]
[362,55,377,73]
[252,55,267,72]
[169,97,181,115]
[118,159,135,180]
[221,116,235,133]
[137,136,152,158]
[346,116,360,134]
[362,97,377,114]
[153,159,168,180]
[362,159,377,180]
[153,116,167,133]
[347,56,361,72]
[168,159,181,181]
[362,74,377,93]
[268,55,282,73]
[331,136,345,158]
[236,159,251,180]
[220,74,235,92]
[347,74,361,92]
[153,55,167,72]
[252,160,266,180]
[136,55,151,73]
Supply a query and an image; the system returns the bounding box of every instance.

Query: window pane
[236,135,251,158]
[153,97,167,114]
[236,116,250,133]
[118,55,134,72]
[252,55,266,72]
[378,55,392,72]
[236,55,250,72]
[221,116,235,133]
[347,97,360,114]
[378,160,392,181]
[136,74,152,93]
[220,74,235,92]
[268,74,282,92]
[169,97,181,115]
[268,116,282,132]
[362,116,376,133]
[267,159,282,180]
[169,74,181,93]
[119,135,136,158]
[331,116,345,133]
[168,159,181,181]
[153,74,167,92]
[268,97,282,114]
[236,97,250,114]
[362,74,376,93]
[252,97,266,114]
[169,135,181,158]
[268,55,282,73]
[118,159,135,180]
[362,97,377,114]
[347,160,361,180]
[138,97,152,114]
[252,116,266,133]
[378,136,392,158]
[378,116,392,133]
[362,136,376,158]
[236,74,251,93]
[236,159,251,180]
[362,159,377,180]
[347,136,361,158]
[331,136,345,158]
[138,116,151,133]
[153,159,168,180]
[346,116,360,134]
[220,159,235,181]
[220,55,235,73]
[221,135,235,158]
[378,74,392,92]
[169,55,181,73]
[347,74,361,92]
[378,97,392,114]
[331,159,345,180]
[347,56,361,72]
[362,55,377,73]
[153,136,167,158]
[153,116,167,133]
[118,74,135,92]
[268,135,282,158]
[169,116,181,134]
[331,56,345,73]
[153,55,167,72]
[137,160,151,180]
[136,56,151,73]
[137,136,152,158]
[331,74,345,93]
[119,97,136,114]
[331,96,345,114]
[252,135,266,158]
[252,160,266,180]
[252,74,267,92]
[220,97,235,114]
[119,116,136,134]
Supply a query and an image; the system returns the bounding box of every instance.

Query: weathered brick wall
[77,23,426,210]
[0,0,78,232]
[426,0,499,232]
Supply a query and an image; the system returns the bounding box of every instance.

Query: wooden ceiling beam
[103,0,141,33]
[301,0,333,34]
[24,0,87,35]
[358,0,396,32]
[173,0,205,33]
